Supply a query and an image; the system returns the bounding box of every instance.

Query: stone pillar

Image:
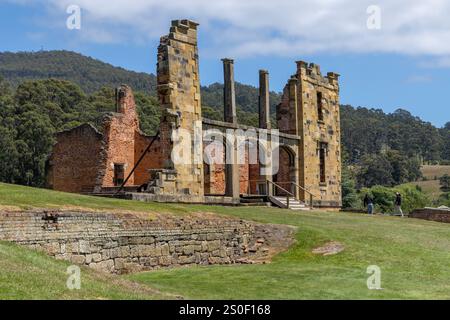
[225,135,240,201]
[263,138,273,197]
[156,19,204,198]
[259,70,271,129]
[222,58,237,124]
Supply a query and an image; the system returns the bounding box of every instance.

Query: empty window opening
[317,92,324,121]
[113,164,125,186]
[319,143,327,184]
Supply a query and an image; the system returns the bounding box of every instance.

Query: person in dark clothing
[394,192,404,217]
[364,194,374,215]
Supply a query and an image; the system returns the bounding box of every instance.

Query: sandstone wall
[410,208,450,223]
[297,63,341,207]
[157,20,204,196]
[277,62,342,207]
[0,211,293,274]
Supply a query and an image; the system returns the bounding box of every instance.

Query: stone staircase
[269,196,310,211]
[239,195,271,207]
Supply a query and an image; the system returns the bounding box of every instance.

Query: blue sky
[1,0,449,127]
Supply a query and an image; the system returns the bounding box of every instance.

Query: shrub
[438,192,450,207]
[359,185,430,214]
[439,174,450,191]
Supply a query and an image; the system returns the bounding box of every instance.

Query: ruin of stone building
[47,19,342,209]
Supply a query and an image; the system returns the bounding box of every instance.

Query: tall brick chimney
[115,85,135,114]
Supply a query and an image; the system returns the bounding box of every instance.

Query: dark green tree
[356,154,395,187]
[439,174,450,191]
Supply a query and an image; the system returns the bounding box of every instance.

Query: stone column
[225,134,240,201]
[258,70,271,129]
[157,19,204,198]
[222,58,237,124]
[263,138,273,197]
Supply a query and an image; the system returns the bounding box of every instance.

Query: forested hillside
[0,51,277,127]
[0,50,448,194]
[0,51,157,94]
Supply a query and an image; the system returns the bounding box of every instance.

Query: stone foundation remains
[409,208,450,223]
[0,210,295,274]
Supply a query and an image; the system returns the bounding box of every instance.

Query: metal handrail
[291,182,318,198]
[246,179,317,210]
[266,180,294,209]
[290,181,317,209]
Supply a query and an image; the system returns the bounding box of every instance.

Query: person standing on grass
[394,192,404,217]
[364,194,374,215]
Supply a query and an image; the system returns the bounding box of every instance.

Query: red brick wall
[134,133,163,186]
[49,85,157,193]
[203,141,226,195]
[248,164,262,194]
[48,124,103,193]
[239,149,250,194]
[98,87,139,188]
[274,147,294,195]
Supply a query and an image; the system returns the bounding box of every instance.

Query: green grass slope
[0,241,171,300]
[407,165,450,204]
[0,183,196,215]
[0,183,449,299]
[128,209,450,299]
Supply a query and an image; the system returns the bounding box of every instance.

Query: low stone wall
[410,208,450,223]
[126,193,240,205]
[0,210,294,274]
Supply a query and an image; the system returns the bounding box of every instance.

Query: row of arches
[203,140,297,197]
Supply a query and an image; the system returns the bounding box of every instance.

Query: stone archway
[273,145,297,196]
[203,139,227,196]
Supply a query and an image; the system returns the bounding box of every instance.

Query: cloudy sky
[1,0,449,126]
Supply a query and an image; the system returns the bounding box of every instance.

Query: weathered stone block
[183,245,195,255]
[92,253,102,263]
[70,255,86,265]
[178,255,196,265]
[79,240,90,254]
[208,240,221,252]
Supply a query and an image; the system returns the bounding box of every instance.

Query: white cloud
[9,0,450,59]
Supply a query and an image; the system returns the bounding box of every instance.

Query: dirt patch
[0,205,22,212]
[312,241,344,256]
[237,224,297,264]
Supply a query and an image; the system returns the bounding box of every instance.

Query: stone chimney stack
[222,58,237,124]
[258,70,271,129]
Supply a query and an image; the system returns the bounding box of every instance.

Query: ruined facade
[277,62,342,206]
[47,19,342,208]
[47,86,162,194]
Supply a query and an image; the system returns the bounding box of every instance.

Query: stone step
[271,197,310,210]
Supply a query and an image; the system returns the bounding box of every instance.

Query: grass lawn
[0,183,449,299]
[0,182,201,215]
[0,241,172,300]
[408,180,443,203]
[421,165,450,180]
[127,208,450,299]
[406,165,450,204]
